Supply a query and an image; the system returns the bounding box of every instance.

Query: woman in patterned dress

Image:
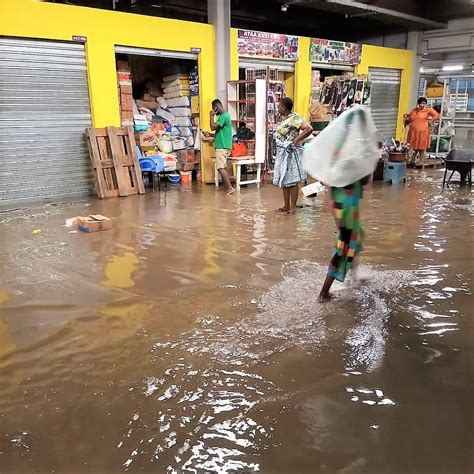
[273,97,313,215]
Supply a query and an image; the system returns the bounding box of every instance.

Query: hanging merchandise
[318,74,370,118]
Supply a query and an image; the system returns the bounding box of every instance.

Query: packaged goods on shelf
[163,154,178,171]
[166,96,190,108]
[171,107,192,117]
[178,126,193,137]
[135,130,156,147]
[155,107,176,124]
[191,96,199,114]
[164,90,190,99]
[162,73,188,83]
[163,84,190,95]
[161,77,189,89]
[172,138,187,151]
[175,116,192,128]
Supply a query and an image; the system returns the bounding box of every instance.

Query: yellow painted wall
[294,36,312,119]
[356,44,413,140]
[230,28,239,81]
[284,72,295,100]
[0,0,216,181]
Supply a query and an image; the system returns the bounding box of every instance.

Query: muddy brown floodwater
[0,169,472,474]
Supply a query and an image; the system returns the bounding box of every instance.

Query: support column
[208,0,231,103]
[407,30,421,106]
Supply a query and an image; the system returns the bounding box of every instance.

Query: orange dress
[407,107,440,150]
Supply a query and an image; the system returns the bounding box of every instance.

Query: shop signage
[72,35,87,43]
[310,38,361,65]
[237,29,299,61]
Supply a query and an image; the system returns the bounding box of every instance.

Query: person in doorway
[207,99,234,195]
[405,97,440,164]
[318,176,369,302]
[273,97,313,215]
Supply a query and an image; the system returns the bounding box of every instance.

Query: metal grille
[369,67,401,140]
[0,37,92,203]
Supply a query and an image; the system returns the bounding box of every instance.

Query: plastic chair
[139,157,157,191]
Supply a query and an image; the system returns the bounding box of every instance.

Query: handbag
[231,141,248,157]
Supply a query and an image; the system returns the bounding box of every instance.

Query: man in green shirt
[209,99,234,195]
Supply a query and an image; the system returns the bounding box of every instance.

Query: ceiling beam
[285,0,448,28]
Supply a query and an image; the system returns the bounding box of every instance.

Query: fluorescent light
[442,64,463,71]
[419,67,424,73]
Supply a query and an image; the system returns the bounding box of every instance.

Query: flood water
[0,169,472,473]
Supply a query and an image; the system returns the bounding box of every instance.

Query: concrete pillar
[407,30,421,107]
[208,0,231,103]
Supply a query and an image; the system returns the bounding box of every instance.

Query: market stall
[237,29,298,126]
[309,38,362,101]
[115,46,201,179]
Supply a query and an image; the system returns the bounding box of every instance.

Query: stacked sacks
[161,74,190,100]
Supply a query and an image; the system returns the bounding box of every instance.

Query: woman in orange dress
[405,97,440,163]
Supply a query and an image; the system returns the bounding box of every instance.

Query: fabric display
[319,74,370,118]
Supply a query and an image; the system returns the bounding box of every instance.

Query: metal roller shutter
[239,58,295,72]
[368,67,401,140]
[115,46,198,60]
[0,37,92,203]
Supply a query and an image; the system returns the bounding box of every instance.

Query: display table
[212,156,262,191]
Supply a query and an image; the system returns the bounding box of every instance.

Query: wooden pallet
[85,126,145,199]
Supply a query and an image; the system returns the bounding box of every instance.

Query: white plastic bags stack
[303,105,379,187]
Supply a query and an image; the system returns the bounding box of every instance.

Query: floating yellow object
[32,228,42,235]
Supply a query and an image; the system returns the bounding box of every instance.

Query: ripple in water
[119,261,415,471]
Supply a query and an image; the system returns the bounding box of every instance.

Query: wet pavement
[0,169,472,473]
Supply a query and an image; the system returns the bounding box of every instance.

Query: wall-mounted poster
[310,38,362,65]
[237,29,299,61]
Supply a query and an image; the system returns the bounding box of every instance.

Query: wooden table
[213,156,262,191]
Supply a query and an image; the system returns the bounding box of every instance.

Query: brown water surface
[0,170,472,473]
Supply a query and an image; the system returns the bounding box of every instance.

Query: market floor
[0,170,472,474]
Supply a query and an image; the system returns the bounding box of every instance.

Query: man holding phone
[205,99,234,195]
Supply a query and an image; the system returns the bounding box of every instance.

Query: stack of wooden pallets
[85,126,145,199]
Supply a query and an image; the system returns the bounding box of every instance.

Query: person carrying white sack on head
[302,105,379,302]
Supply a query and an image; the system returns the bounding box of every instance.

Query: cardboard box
[77,215,112,233]
[117,71,131,81]
[135,130,156,147]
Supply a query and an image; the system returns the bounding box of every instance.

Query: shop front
[0,0,216,202]
[236,29,299,130]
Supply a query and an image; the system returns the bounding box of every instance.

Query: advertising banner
[237,29,299,61]
[310,38,362,65]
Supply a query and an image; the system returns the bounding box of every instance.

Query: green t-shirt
[214,112,232,150]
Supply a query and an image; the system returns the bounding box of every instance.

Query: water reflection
[0,174,472,473]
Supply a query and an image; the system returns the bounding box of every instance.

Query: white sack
[303,105,378,187]
[166,96,190,108]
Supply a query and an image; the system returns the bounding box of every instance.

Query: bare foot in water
[317,292,334,303]
[226,188,235,196]
[275,207,289,213]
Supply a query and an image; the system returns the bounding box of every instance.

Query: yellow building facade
[1,1,413,184]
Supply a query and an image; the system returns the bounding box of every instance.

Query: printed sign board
[237,29,299,61]
[310,38,361,65]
